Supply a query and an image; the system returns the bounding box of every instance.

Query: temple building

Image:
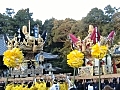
[0,34,8,77]
[111,44,120,73]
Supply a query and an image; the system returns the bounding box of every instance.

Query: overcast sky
[0,0,120,23]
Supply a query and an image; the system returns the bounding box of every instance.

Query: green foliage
[13,8,35,29]
[84,8,105,25]
[51,18,76,42]
[42,18,55,52]
[112,12,120,30]
[104,5,115,18]
[0,15,15,34]
[101,23,113,36]
[71,20,88,39]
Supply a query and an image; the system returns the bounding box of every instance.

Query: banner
[11,68,43,77]
[78,66,93,76]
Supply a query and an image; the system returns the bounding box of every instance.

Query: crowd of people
[74,78,120,90]
[0,74,120,90]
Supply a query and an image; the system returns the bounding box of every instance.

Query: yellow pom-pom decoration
[91,43,108,59]
[67,50,84,68]
[3,48,24,68]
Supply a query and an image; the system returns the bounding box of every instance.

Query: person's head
[70,87,77,90]
[53,79,58,84]
[40,78,44,82]
[118,77,120,84]
[104,79,109,85]
[86,79,91,82]
[78,79,83,83]
[113,78,117,83]
[103,85,114,90]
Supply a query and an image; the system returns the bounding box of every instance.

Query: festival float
[6,24,45,78]
[68,25,119,78]
[111,43,120,74]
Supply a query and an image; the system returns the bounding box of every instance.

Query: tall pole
[95,27,101,90]
[27,8,31,36]
[98,60,101,90]
[29,20,30,36]
[73,68,76,88]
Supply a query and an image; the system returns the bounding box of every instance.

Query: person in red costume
[112,59,117,74]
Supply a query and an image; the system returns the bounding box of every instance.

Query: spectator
[76,79,84,90]
[103,85,114,90]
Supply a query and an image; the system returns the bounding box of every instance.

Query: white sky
[0,0,120,23]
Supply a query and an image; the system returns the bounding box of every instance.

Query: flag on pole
[41,30,47,40]
[68,34,79,49]
[107,30,115,41]
[69,34,78,44]
[41,30,47,43]
[90,27,100,44]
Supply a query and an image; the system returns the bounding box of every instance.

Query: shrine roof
[40,52,58,60]
[111,45,120,57]
[0,35,7,55]
[113,46,120,54]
